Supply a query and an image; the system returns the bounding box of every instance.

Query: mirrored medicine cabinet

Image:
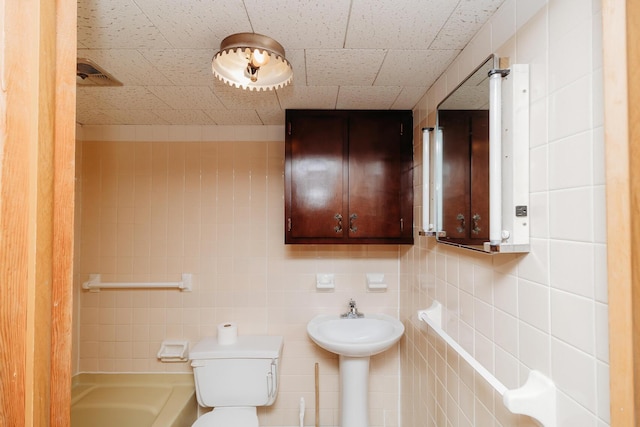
[421,55,530,253]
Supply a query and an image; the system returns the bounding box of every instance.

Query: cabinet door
[348,111,413,242]
[440,110,471,240]
[469,110,490,241]
[285,111,348,242]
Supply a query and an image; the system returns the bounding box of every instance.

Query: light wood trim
[627,0,640,420]
[51,0,77,424]
[603,0,639,425]
[0,0,76,425]
[0,1,31,423]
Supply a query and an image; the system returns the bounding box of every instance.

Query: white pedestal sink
[307,313,405,427]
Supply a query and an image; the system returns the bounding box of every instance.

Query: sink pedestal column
[339,355,370,427]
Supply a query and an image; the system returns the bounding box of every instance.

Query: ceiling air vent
[76,58,122,87]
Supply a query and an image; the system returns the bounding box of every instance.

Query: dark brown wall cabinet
[285,110,414,244]
[439,109,490,246]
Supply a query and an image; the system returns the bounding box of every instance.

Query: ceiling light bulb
[250,49,270,67]
[246,64,259,82]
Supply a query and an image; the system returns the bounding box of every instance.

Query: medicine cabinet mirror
[425,55,530,253]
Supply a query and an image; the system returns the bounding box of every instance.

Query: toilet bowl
[189,335,284,427]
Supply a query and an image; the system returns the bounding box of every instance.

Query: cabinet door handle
[334,213,343,233]
[471,213,481,235]
[349,213,358,233]
[456,213,465,233]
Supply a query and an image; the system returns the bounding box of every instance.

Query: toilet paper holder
[157,340,189,362]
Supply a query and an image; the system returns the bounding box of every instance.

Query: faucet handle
[348,298,356,308]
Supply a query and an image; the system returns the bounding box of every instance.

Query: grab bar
[417,301,556,427]
[82,273,192,292]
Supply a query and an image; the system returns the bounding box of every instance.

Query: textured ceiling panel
[134,0,251,48]
[153,109,216,125]
[336,86,403,110]
[204,109,264,125]
[77,49,173,86]
[243,0,352,49]
[78,0,171,48]
[76,0,508,126]
[430,0,506,49]
[277,85,340,110]
[76,109,122,125]
[256,108,286,125]
[345,0,459,49]
[138,49,216,86]
[306,49,387,86]
[212,81,281,110]
[375,49,458,87]
[280,49,306,86]
[99,109,169,125]
[392,86,433,110]
[79,86,170,110]
[147,86,225,110]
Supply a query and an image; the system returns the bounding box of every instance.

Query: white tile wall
[404,0,609,426]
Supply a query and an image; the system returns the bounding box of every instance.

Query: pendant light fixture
[211,33,293,91]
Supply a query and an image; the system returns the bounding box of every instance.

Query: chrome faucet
[341,298,364,318]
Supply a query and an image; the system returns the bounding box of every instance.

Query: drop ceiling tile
[77,0,171,48]
[139,49,216,86]
[100,109,169,125]
[243,0,351,49]
[75,0,507,126]
[204,109,264,125]
[147,86,225,110]
[336,86,402,110]
[153,109,216,125]
[375,49,459,87]
[77,89,119,111]
[212,80,281,110]
[77,49,173,86]
[76,109,121,126]
[256,109,285,126]
[430,0,506,49]
[277,85,339,110]
[80,86,171,110]
[345,0,459,49]
[306,49,386,86]
[281,49,306,86]
[392,86,428,109]
[134,0,251,48]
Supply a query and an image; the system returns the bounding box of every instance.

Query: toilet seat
[192,407,259,427]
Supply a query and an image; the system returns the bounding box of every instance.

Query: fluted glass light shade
[212,33,293,91]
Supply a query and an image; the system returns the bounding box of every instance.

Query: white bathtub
[71,373,197,427]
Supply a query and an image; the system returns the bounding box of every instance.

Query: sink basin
[308,312,405,427]
[307,313,405,357]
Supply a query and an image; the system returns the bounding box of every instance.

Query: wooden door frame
[603,0,639,425]
[0,0,76,425]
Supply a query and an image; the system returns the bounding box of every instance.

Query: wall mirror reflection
[432,54,530,254]
[436,55,494,250]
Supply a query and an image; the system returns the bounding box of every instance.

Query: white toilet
[189,335,284,427]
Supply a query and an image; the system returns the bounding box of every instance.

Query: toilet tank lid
[189,335,284,360]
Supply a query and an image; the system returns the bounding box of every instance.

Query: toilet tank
[189,335,284,408]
